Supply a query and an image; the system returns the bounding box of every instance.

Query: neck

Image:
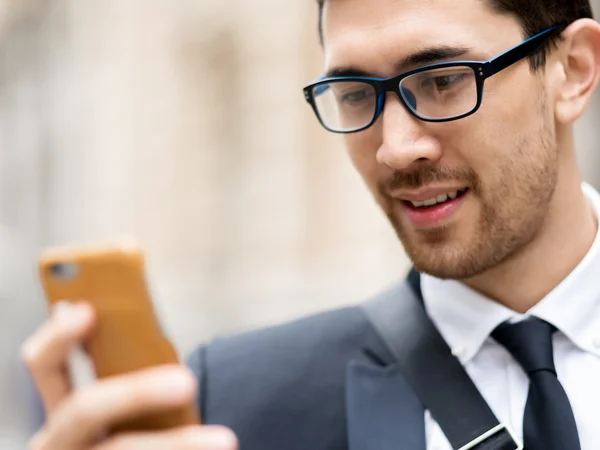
[464,139,598,313]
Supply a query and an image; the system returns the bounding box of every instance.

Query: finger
[91,425,238,450]
[39,365,197,450]
[21,302,96,413]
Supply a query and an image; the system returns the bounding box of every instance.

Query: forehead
[322,0,524,74]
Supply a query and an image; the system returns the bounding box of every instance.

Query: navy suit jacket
[187,272,428,450]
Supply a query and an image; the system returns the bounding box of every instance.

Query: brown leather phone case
[39,240,200,432]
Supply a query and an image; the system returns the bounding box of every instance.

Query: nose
[376,94,442,171]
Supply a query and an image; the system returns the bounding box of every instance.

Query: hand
[21,302,238,450]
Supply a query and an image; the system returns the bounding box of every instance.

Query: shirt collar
[421,182,600,364]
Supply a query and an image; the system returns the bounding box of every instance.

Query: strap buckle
[458,424,523,450]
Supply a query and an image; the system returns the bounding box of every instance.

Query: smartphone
[39,239,200,432]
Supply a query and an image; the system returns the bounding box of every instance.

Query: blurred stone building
[0,1,599,448]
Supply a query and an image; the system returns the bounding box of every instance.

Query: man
[21,0,600,449]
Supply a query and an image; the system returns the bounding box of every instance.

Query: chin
[398,229,498,280]
[412,258,490,280]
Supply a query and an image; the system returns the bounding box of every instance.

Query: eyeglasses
[303,24,566,134]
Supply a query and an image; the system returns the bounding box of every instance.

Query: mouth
[400,188,470,228]
[403,188,469,209]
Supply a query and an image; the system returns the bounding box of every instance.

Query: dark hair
[316,0,594,69]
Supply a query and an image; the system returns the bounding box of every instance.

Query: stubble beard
[384,104,558,280]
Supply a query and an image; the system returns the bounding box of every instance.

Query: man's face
[322,0,560,279]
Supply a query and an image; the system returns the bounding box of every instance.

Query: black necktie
[492,318,581,450]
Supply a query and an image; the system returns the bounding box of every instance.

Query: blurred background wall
[0,1,598,448]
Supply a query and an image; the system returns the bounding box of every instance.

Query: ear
[554,19,600,125]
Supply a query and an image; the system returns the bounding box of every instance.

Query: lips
[408,188,469,208]
[400,188,470,228]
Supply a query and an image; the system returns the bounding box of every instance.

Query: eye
[339,88,374,104]
[422,74,467,91]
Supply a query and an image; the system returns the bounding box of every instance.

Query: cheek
[344,130,382,189]
[449,78,545,183]
[475,68,544,144]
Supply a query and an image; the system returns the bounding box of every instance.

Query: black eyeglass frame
[303,23,567,134]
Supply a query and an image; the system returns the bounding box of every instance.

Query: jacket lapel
[346,358,426,450]
[346,270,427,450]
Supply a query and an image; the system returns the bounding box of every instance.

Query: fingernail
[54,301,89,325]
[150,367,195,402]
[203,428,238,450]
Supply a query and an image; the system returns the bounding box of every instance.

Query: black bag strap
[360,270,522,450]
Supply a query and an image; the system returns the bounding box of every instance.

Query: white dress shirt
[421,182,600,450]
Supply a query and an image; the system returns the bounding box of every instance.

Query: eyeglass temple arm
[313,84,331,96]
[483,24,565,78]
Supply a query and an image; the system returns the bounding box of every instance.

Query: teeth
[410,189,465,208]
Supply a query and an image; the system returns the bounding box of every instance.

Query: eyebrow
[325,45,473,78]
